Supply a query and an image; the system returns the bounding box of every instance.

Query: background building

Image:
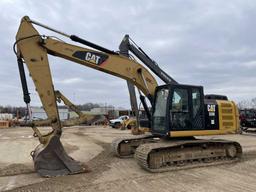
[0,113,13,120]
[31,107,69,120]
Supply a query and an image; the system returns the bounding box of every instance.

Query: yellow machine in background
[26,90,102,127]
[14,16,241,177]
[55,90,102,127]
[122,118,136,130]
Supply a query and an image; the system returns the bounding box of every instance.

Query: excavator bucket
[31,135,86,177]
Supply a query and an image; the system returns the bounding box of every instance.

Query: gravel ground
[1,126,256,192]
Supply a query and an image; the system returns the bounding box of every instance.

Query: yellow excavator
[54,90,103,126]
[14,16,241,177]
[27,90,101,127]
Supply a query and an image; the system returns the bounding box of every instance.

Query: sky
[0,0,255,109]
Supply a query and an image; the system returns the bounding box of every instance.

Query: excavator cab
[152,84,205,136]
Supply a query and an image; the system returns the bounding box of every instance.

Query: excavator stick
[15,17,86,177]
[32,135,86,177]
[17,59,86,177]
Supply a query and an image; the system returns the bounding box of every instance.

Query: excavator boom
[15,16,157,177]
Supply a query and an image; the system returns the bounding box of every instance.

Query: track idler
[31,126,86,177]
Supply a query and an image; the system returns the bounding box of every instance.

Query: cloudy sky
[0,0,255,108]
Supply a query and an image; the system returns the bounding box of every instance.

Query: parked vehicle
[109,115,129,128]
[240,109,256,132]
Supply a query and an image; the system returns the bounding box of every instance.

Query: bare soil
[1,126,256,192]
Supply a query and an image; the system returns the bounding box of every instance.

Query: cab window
[152,88,169,132]
[192,88,201,118]
[170,88,190,130]
[172,89,188,112]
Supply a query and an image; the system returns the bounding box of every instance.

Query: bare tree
[238,98,256,109]
[252,98,256,109]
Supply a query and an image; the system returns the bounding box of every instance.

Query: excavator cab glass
[151,84,205,136]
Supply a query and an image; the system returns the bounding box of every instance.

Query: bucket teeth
[32,135,86,177]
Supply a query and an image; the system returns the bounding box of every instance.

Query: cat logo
[85,52,101,64]
[207,104,216,112]
[72,51,109,65]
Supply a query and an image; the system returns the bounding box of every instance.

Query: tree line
[237,98,256,109]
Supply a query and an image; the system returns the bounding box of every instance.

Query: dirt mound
[5,141,115,192]
[0,164,34,177]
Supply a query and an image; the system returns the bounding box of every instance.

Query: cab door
[170,88,191,131]
[169,86,204,132]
